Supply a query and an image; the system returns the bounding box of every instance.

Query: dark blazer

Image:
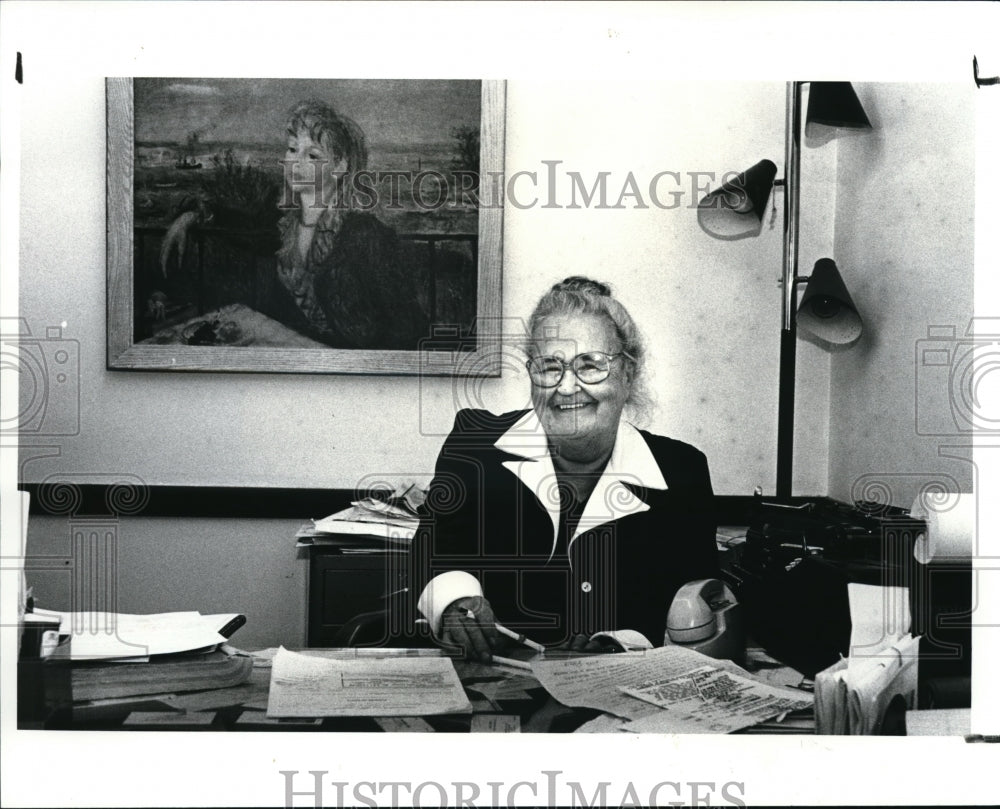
[406,408,720,647]
[274,210,430,350]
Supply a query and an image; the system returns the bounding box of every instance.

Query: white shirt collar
[494,409,668,550]
[494,409,668,490]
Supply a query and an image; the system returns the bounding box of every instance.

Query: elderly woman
[407,276,719,661]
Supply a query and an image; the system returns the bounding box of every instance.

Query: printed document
[621,664,813,733]
[267,647,471,717]
[532,645,811,733]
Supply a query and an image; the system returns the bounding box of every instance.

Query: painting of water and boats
[107,77,505,374]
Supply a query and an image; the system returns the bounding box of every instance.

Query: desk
[40,649,588,732]
[36,646,813,734]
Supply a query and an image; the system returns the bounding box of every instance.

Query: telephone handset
[664,578,744,664]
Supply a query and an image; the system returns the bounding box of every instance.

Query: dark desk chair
[331,607,435,649]
[330,609,390,647]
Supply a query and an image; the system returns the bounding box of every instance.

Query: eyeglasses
[525,351,631,388]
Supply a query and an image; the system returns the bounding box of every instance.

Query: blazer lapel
[570,420,669,544]
[494,411,670,555]
[495,411,561,557]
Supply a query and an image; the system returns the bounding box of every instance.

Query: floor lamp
[698,82,871,500]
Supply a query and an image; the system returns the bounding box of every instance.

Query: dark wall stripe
[23,484,801,521]
[24,484,350,519]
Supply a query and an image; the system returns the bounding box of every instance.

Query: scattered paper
[532,652,664,721]
[123,711,216,727]
[847,583,911,674]
[815,584,921,734]
[621,665,812,734]
[532,645,812,733]
[267,647,471,717]
[845,633,920,735]
[374,717,436,732]
[573,713,631,733]
[471,714,521,732]
[465,683,502,711]
[310,486,425,542]
[163,668,269,711]
[236,711,323,728]
[814,659,849,734]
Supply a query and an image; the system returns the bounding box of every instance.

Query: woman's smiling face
[529,312,632,463]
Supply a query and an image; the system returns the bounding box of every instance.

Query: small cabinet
[306,546,407,647]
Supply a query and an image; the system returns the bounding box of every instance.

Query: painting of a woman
[134,79,481,353]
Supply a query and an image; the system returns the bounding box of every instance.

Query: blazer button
[580,581,592,593]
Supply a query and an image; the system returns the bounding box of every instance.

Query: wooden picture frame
[106,78,505,375]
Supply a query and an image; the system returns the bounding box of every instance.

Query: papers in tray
[32,608,246,661]
[814,583,920,735]
[299,489,425,546]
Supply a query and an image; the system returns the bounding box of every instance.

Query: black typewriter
[722,496,927,677]
[728,496,924,586]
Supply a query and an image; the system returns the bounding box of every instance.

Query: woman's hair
[286,100,369,177]
[526,276,654,423]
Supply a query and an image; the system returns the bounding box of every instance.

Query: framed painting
[106,77,505,374]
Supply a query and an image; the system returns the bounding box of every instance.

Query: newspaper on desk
[267,647,471,717]
[531,645,812,734]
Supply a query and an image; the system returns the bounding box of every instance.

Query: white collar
[494,410,668,551]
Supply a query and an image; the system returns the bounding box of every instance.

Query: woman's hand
[563,633,622,653]
[439,595,501,663]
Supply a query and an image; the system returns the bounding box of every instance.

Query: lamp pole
[776,81,803,500]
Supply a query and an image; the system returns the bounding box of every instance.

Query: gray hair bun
[552,276,612,297]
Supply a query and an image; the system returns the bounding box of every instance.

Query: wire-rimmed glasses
[525,351,631,388]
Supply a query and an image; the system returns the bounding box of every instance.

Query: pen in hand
[493,622,546,654]
[491,655,533,671]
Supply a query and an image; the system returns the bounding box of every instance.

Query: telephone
[664,578,744,665]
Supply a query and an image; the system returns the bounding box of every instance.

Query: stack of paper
[32,608,245,661]
[298,485,425,546]
[814,583,920,734]
[22,610,251,723]
[71,646,254,701]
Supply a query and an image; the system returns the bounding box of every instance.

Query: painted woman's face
[284,128,346,209]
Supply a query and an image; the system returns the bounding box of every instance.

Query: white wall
[17,74,819,496]
[827,83,975,507]
[25,515,307,650]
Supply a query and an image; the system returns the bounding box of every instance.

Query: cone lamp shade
[697,159,778,239]
[806,82,872,130]
[796,258,863,345]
